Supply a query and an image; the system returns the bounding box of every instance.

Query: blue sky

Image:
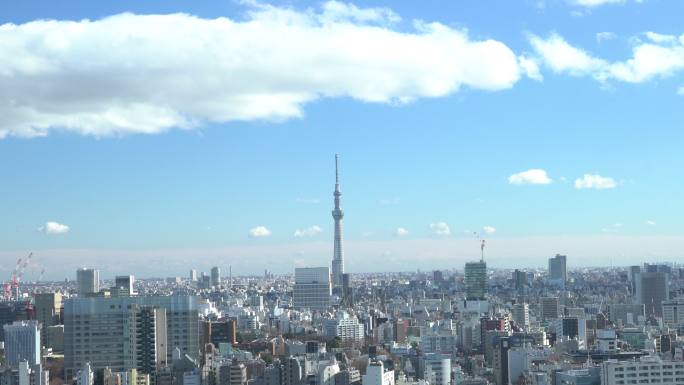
[1,0,683,279]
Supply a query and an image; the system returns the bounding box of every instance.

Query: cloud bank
[530,32,684,85]
[0,2,527,138]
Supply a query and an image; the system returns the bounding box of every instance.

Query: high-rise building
[512,303,530,328]
[220,359,246,385]
[3,320,40,366]
[190,269,197,282]
[540,297,560,321]
[282,357,303,385]
[662,299,684,328]
[600,356,684,385]
[629,265,641,294]
[211,319,237,346]
[135,307,168,374]
[76,268,99,296]
[35,292,62,347]
[553,317,587,348]
[635,271,669,317]
[362,361,394,385]
[548,254,567,283]
[331,154,345,289]
[114,275,135,296]
[421,353,451,385]
[513,270,527,292]
[63,295,199,379]
[293,267,331,310]
[464,261,487,300]
[211,267,221,287]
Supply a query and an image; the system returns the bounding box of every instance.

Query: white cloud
[0,2,529,139]
[678,85,684,95]
[394,227,409,236]
[596,32,617,44]
[430,222,451,236]
[320,1,401,25]
[483,226,497,234]
[644,32,676,44]
[248,226,272,238]
[294,225,322,238]
[529,33,606,76]
[574,174,617,190]
[508,169,552,185]
[518,55,543,81]
[530,32,684,84]
[646,220,656,226]
[38,221,70,235]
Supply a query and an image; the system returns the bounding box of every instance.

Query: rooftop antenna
[481,239,486,262]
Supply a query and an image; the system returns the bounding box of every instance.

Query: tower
[331,154,345,288]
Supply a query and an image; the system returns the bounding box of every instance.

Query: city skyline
[1,0,684,278]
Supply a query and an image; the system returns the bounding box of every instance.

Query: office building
[635,271,669,317]
[211,319,237,346]
[548,254,567,283]
[35,292,62,347]
[540,297,560,321]
[114,275,136,296]
[135,307,168,374]
[211,267,221,287]
[63,295,199,379]
[362,361,394,385]
[322,312,364,342]
[600,356,684,385]
[512,303,530,328]
[3,320,40,366]
[662,299,684,328]
[331,154,345,289]
[282,357,303,385]
[421,353,451,385]
[609,304,645,326]
[190,270,197,282]
[513,270,527,292]
[47,325,64,352]
[553,317,587,348]
[293,267,331,310]
[220,360,247,385]
[77,268,99,296]
[465,261,487,300]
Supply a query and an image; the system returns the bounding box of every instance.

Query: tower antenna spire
[335,153,340,191]
[331,153,344,289]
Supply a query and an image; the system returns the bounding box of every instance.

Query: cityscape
[1,2,684,385]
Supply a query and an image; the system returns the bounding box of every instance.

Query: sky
[1,0,683,280]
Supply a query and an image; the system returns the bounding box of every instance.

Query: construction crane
[4,252,32,300]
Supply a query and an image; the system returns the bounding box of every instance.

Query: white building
[363,361,394,385]
[596,329,618,353]
[512,303,530,328]
[422,354,451,385]
[323,312,364,342]
[601,356,684,385]
[293,267,331,310]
